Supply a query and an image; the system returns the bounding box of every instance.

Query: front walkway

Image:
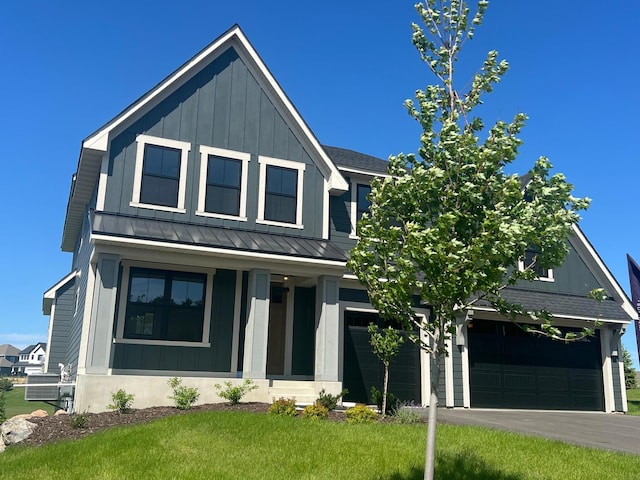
[436,408,640,455]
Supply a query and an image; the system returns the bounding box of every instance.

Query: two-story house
[43,25,634,413]
[0,344,20,376]
[11,343,47,376]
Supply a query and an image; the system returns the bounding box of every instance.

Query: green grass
[2,387,56,418]
[627,388,640,416]
[1,411,639,479]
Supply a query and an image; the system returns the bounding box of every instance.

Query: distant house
[11,343,47,376]
[43,25,633,413]
[0,344,20,376]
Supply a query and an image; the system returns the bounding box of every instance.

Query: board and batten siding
[112,269,237,373]
[46,280,75,373]
[102,46,325,239]
[611,355,624,411]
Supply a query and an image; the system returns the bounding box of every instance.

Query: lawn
[1,411,638,479]
[2,386,56,418]
[627,388,640,416]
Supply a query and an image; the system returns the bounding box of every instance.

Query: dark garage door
[343,311,421,404]
[469,320,603,411]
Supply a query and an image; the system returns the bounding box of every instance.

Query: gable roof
[62,25,349,252]
[19,343,46,355]
[43,270,77,315]
[0,344,20,357]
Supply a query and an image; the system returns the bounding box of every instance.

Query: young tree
[348,2,590,479]
[368,323,404,417]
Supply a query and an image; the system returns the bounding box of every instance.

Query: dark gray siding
[430,355,446,405]
[46,280,75,372]
[112,269,237,372]
[612,356,624,411]
[452,340,463,407]
[103,47,325,238]
[291,286,316,376]
[329,176,355,253]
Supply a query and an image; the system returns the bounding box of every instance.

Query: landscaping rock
[1,418,37,446]
[30,409,49,418]
[54,409,69,416]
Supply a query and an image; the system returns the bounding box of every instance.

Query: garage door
[469,320,603,410]
[343,311,421,404]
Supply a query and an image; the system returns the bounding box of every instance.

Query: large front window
[124,268,206,342]
[257,156,305,228]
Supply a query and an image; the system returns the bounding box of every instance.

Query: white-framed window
[196,145,250,221]
[350,179,372,237]
[257,156,305,229]
[130,134,190,213]
[518,249,554,282]
[115,262,214,347]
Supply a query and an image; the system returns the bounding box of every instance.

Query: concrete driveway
[435,408,640,455]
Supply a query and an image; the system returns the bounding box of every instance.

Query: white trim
[420,323,431,406]
[96,152,109,211]
[130,134,191,212]
[600,328,615,412]
[470,305,627,325]
[196,145,251,221]
[322,178,329,240]
[349,179,371,238]
[44,302,56,373]
[619,353,628,412]
[517,258,554,282]
[338,166,390,178]
[92,234,346,269]
[114,260,215,346]
[230,271,243,374]
[44,271,78,300]
[77,261,97,375]
[257,155,305,229]
[460,325,471,408]
[444,337,454,407]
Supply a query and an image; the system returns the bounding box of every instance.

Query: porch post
[242,269,271,379]
[314,275,340,381]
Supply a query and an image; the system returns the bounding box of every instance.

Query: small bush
[214,379,258,405]
[345,404,377,424]
[316,388,348,411]
[268,397,297,417]
[71,411,90,428]
[393,405,422,424]
[0,392,6,423]
[302,402,329,420]
[168,377,200,410]
[0,377,13,392]
[107,389,135,413]
[370,386,401,415]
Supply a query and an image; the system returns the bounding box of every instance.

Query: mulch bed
[14,403,348,448]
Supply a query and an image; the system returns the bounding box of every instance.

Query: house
[43,25,634,413]
[11,343,47,376]
[0,344,20,376]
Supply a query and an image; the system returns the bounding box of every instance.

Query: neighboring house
[43,25,634,413]
[11,343,47,376]
[0,344,20,376]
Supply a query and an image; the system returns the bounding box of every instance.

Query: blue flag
[626,254,640,361]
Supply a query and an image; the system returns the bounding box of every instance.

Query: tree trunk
[424,333,442,480]
[382,362,389,417]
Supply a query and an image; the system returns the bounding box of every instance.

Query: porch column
[85,254,120,374]
[242,269,271,379]
[314,275,340,381]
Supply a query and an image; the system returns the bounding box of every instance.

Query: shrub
[71,411,90,428]
[268,397,297,417]
[393,405,422,424]
[214,379,258,405]
[316,388,348,411]
[345,404,377,424]
[370,386,401,415]
[168,377,200,410]
[0,392,6,424]
[107,389,135,413]
[0,377,13,392]
[302,402,329,420]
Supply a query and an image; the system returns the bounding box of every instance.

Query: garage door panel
[470,320,603,411]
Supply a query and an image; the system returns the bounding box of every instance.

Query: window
[257,156,305,228]
[350,180,372,237]
[123,267,207,342]
[197,146,250,220]
[519,249,554,282]
[131,134,190,212]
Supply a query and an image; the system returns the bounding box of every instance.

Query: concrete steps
[268,380,317,405]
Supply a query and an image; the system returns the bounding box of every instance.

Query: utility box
[24,374,60,401]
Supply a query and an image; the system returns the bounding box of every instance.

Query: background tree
[623,346,638,389]
[368,323,404,417]
[348,1,590,479]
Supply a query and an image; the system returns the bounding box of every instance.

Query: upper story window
[350,179,372,237]
[130,134,190,213]
[257,156,305,229]
[123,267,208,343]
[197,146,250,221]
[519,249,554,282]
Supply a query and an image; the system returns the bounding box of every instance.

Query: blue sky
[1,1,639,367]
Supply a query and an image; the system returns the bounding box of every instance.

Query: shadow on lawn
[383,452,524,480]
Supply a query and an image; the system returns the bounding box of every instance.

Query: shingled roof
[323,145,389,175]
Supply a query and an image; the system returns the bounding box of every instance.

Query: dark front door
[469,320,604,411]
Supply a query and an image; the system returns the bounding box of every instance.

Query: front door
[267,283,287,375]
